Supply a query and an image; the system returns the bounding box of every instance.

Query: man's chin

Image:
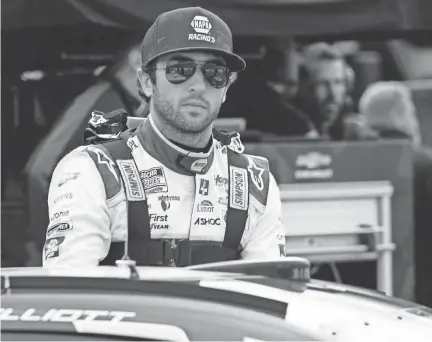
[177,111,213,133]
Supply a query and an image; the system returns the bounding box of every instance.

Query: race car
[1,258,432,341]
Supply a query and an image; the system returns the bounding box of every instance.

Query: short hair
[302,42,344,73]
[359,81,420,144]
[136,60,156,103]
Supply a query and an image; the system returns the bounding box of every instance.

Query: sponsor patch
[46,221,73,237]
[199,179,210,195]
[127,136,139,150]
[44,236,65,260]
[229,166,248,210]
[150,223,169,230]
[218,195,228,205]
[49,211,69,222]
[158,195,180,201]
[139,167,168,194]
[57,172,80,187]
[188,33,216,43]
[194,217,221,226]
[158,195,180,212]
[53,192,73,204]
[197,200,214,213]
[191,159,208,172]
[160,199,170,212]
[117,160,145,201]
[279,244,286,257]
[214,175,228,188]
[149,213,168,222]
[191,15,212,34]
[188,16,215,43]
[247,157,265,191]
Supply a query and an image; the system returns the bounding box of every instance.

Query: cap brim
[146,47,246,72]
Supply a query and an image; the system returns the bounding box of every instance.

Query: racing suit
[43,114,286,267]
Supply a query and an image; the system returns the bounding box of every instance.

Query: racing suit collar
[136,114,215,176]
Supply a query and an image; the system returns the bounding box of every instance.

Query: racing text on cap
[189,15,215,44]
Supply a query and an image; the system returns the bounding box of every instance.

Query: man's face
[151,51,229,133]
[310,59,347,124]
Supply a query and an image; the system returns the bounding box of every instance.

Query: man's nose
[187,67,207,92]
[327,84,337,100]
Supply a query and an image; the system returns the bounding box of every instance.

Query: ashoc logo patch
[194,217,221,226]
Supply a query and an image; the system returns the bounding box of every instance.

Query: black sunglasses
[146,60,231,89]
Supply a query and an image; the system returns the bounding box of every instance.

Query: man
[254,39,317,137]
[218,38,315,138]
[359,81,432,307]
[295,42,373,140]
[43,7,286,267]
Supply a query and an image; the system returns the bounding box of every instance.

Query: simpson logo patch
[229,166,248,211]
[117,160,145,201]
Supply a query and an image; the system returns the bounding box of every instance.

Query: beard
[153,87,221,134]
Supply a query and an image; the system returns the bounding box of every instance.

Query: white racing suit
[43,115,286,267]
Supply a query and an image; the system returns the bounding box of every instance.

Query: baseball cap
[141,7,246,72]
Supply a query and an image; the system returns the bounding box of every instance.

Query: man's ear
[137,67,153,98]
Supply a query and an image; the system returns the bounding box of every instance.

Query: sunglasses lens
[165,61,230,88]
[165,63,196,84]
[203,66,230,89]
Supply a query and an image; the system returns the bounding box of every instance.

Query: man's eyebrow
[206,57,226,65]
[168,55,193,62]
[168,55,226,65]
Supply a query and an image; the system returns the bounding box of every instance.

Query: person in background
[295,42,376,140]
[359,81,432,307]
[218,38,314,138]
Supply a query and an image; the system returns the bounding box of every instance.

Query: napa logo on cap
[189,15,215,43]
[191,16,212,33]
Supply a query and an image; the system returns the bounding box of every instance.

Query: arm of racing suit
[42,148,112,267]
[241,172,286,259]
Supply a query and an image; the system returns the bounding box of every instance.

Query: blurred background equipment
[2,0,432,308]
